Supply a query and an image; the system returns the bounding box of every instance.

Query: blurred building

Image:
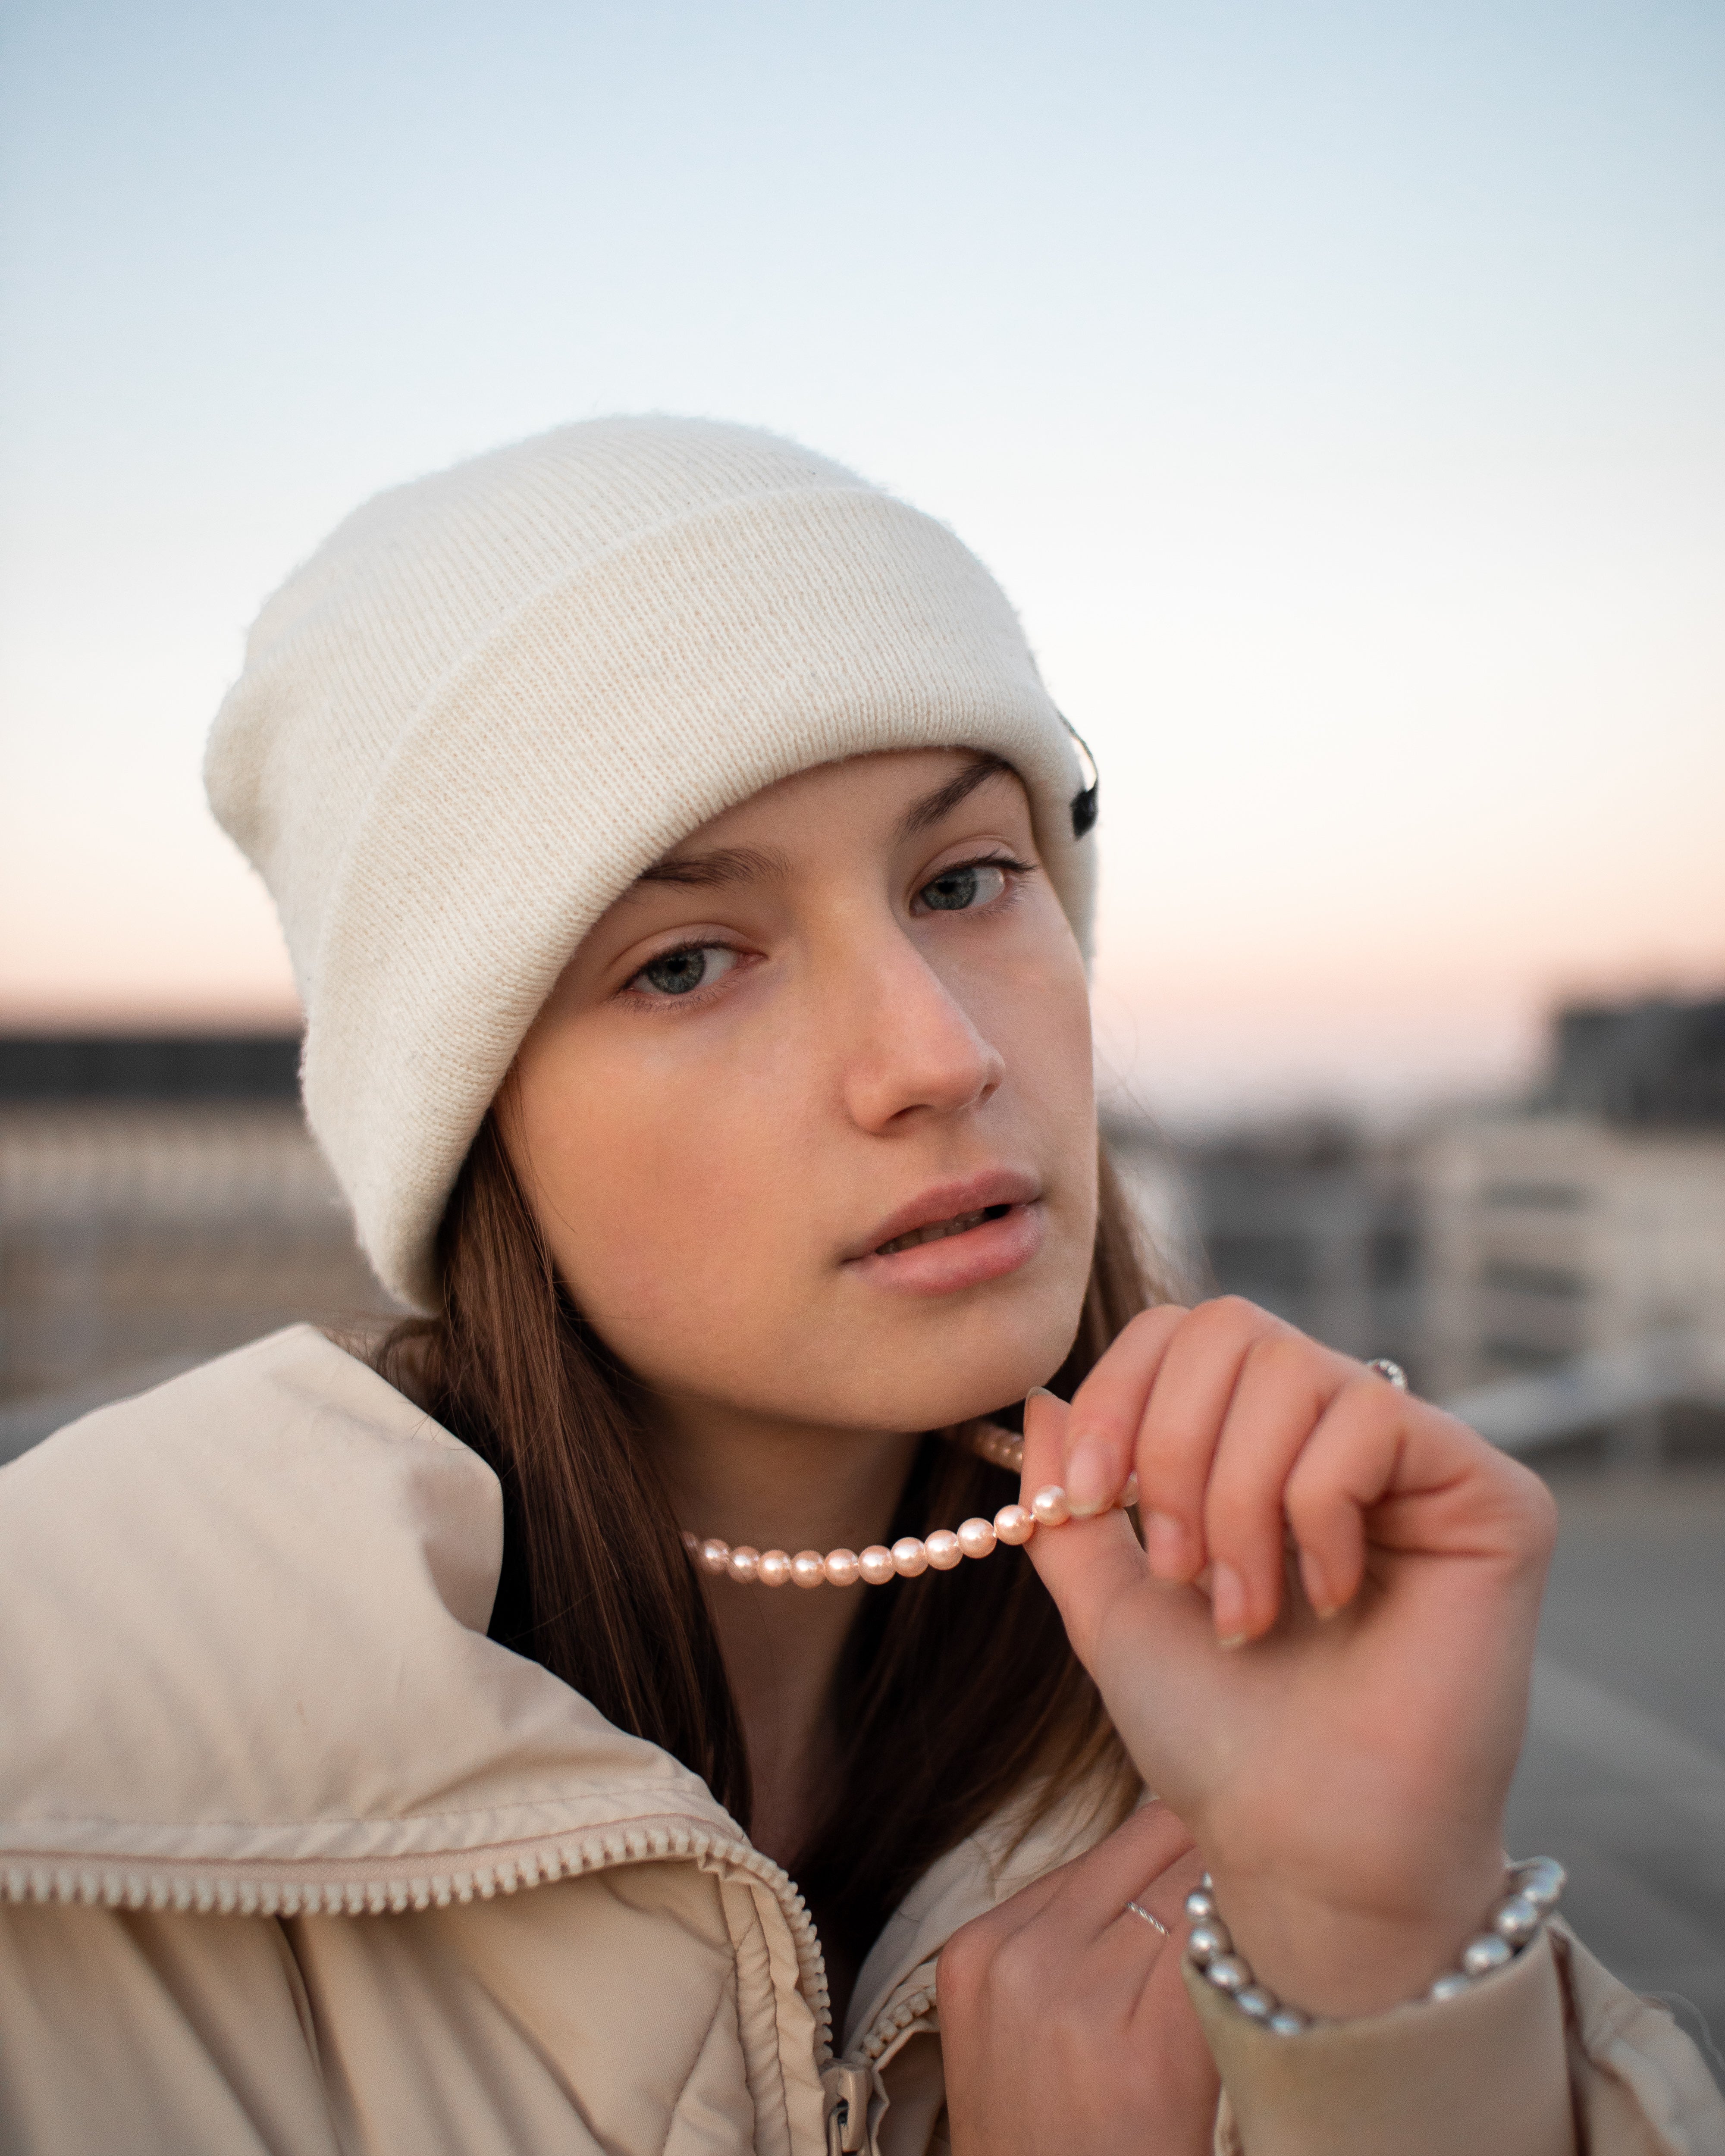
[1104,1112,1425,1381]
[1100,1113,1202,1303]
[0,1036,395,1426]
[1106,991,1725,1436]
[1420,995,1725,1398]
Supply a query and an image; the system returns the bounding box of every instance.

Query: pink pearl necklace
[682,1420,1138,1589]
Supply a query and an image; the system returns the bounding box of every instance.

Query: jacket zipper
[2,1814,832,2053]
[10,1822,953,2155]
[853,1977,937,2064]
[820,1971,941,2153]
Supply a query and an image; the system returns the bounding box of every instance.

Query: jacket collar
[1,1326,731,1875]
[2,1322,1117,2055]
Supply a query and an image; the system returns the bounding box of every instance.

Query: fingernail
[1211,1561,1248,1646]
[1023,1386,1063,1433]
[1144,1510,1191,1581]
[1064,1435,1114,1517]
[1299,1549,1337,1619]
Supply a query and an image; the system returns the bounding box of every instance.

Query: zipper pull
[821,2062,872,2153]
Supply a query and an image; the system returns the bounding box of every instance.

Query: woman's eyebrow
[895,754,1015,840]
[630,756,1013,893]
[632,843,791,890]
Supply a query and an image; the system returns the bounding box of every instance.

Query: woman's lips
[874,1202,1011,1255]
[847,1194,1046,1296]
[852,1171,1040,1259]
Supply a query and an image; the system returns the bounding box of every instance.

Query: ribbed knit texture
[207,417,1095,1309]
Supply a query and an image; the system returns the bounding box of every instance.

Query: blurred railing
[0,1039,401,1454]
[1445,1332,1725,1458]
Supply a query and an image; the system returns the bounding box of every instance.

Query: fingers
[940,1805,1198,1980]
[1020,1389,1150,1667]
[1058,1297,1321,1602]
[1117,1299,1299,1588]
[1057,1306,1189,1517]
[1281,1388,1559,1616]
[1035,1296,1546,1655]
[1141,1313,1373,1643]
[1113,1839,1209,1953]
[1280,1376,1408,1619]
[1200,1331,1351,1643]
[935,1818,1220,2154]
[1029,1310,1314,1658]
[1045,1299,1389,1646]
[1041,1802,1198,1936]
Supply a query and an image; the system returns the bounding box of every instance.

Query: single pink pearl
[700,1537,732,1574]
[682,1530,700,1554]
[859,1545,897,1586]
[757,1549,793,1588]
[824,1548,861,1587]
[957,1516,997,1559]
[791,1550,826,1589]
[1031,1485,1071,1526]
[727,1545,761,1584]
[892,1536,929,1577]
[993,1503,1035,1546]
[924,1529,963,1571]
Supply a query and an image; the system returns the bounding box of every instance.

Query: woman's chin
[612,1233,1093,1436]
[772,1314,1081,1436]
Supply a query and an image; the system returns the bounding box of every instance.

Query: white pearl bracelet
[682,1419,1137,1589]
[1184,1857,1567,2034]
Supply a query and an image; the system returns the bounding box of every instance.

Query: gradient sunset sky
[3,0,1720,1125]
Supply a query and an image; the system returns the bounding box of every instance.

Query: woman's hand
[937,1801,1219,2156]
[1021,1298,1558,2021]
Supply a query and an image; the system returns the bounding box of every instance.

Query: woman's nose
[836,928,1006,1133]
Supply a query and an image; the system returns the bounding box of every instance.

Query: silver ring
[1365,1357,1408,1391]
[1124,1899,1169,1937]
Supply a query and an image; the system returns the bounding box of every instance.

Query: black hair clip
[1059,714,1099,839]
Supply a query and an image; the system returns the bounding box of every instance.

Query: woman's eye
[914,862,1010,914]
[628,945,739,998]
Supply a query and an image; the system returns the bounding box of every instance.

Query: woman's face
[504,750,1098,1438]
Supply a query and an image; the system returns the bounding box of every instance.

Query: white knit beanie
[207,417,1098,1310]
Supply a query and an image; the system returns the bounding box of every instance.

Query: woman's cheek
[541,1097,788,1377]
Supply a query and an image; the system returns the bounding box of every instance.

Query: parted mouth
[875,1204,1014,1256]
[849,1171,1041,1264]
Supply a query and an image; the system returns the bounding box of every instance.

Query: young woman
[0,419,1716,2155]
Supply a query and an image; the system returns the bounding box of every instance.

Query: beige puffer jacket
[0,1327,1719,2156]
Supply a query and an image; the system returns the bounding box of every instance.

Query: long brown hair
[376,1122,1160,1968]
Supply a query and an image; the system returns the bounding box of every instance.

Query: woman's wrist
[1196,1844,1510,2022]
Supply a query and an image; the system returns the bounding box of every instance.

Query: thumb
[1019,1387,1148,1668]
